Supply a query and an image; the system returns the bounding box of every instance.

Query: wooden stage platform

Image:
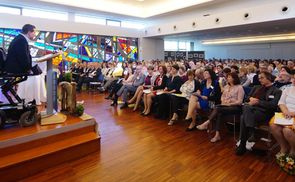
[0,114,100,182]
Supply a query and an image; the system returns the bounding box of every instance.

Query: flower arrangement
[52,54,63,66]
[276,154,295,175]
[75,104,84,116]
[52,52,78,66]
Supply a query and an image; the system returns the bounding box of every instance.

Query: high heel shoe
[210,136,221,143]
[168,118,177,126]
[196,124,208,131]
[184,118,192,123]
[143,112,150,116]
[186,122,196,131]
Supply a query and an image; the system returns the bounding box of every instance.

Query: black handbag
[31,65,43,75]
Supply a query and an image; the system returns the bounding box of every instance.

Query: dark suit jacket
[5,34,32,74]
[153,74,168,90]
[246,85,282,113]
[166,75,183,93]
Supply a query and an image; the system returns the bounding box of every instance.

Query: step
[0,117,100,182]
[0,125,94,157]
[0,132,99,168]
[0,132,100,182]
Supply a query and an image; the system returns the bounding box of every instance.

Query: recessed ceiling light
[202,33,295,45]
[137,0,144,2]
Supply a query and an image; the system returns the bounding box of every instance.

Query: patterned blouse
[221,84,244,105]
[180,80,195,100]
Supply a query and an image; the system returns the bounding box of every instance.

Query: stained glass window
[0,28,138,63]
[0,28,3,48]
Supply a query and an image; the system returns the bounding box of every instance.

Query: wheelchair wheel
[0,110,6,128]
[19,111,37,127]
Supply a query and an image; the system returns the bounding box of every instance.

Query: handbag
[208,83,216,109]
[31,65,43,75]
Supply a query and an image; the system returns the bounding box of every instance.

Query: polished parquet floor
[21,92,294,182]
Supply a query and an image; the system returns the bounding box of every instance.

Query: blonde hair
[247,65,256,73]
[239,67,248,75]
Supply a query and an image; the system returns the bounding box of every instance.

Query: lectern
[33,52,61,116]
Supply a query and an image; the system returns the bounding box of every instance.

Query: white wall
[139,38,164,61]
[194,41,295,60]
[145,0,295,37]
[0,13,143,38]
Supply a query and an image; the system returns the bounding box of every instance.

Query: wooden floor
[19,92,293,182]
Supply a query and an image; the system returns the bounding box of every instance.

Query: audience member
[184,69,221,131]
[168,70,200,125]
[236,71,282,155]
[196,72,244,142]
[270,71,295,158]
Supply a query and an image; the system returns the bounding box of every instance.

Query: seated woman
[154,64,183,120]
[142,65,168,116]
[179,65,188,82]
[184,69,221,131]
[168,70,200,125]
[219,67,231,92]
[239,67,251,87]
[127,65,157,111]
[196,72,245,142]
[270,71,295,158]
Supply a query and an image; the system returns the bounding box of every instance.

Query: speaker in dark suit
[5,24,36,74]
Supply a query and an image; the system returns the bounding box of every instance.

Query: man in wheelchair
[0,24,41,128]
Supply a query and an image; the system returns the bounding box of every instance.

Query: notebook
[274,112,294,126]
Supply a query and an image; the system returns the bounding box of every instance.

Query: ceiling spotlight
[244,13,249,18]
[282,6,288,12]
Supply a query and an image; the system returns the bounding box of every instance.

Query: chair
[254,124,279,161]
[88,82,102,92]
[225,114,240,141]
[205,107,241,141]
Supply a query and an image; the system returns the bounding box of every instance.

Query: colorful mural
[0,28,138,63]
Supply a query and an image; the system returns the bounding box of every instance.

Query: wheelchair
[0,48,39,128]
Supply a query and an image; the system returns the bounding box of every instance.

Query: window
[75,15,105,25]
[164,41,178,51]
[178,41,187,50]
[0,6,21,15]
[22,8,68,21]
[121,21,144,29]
[106,19,121,27]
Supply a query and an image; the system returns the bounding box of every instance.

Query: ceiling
[37,0,216,18]
[162,18,295,42]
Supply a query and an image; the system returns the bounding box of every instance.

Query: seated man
[5,24,36,74]
[115,66,145,109]
[76,62,102,92]
[236,71,282,155]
